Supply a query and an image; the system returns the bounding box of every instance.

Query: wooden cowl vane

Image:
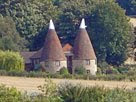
[73,19,96,60]
[41,20,66,61]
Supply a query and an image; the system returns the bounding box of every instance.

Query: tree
[117,0,136,15]
[31,0,60,50]
[90,0,133,65]
[0,0,60,50]
[0,15,26,51]
[0,50,24,72]
[134,27,136,48]
[55,0,99,45]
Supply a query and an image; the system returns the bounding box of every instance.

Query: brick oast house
[21,19,97,75]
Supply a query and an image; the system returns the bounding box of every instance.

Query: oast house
[21,19,97,75]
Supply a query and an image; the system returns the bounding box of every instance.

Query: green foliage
[56,0,99,44]
[0,15,26,51]
[1,65,136,81]
[37,78,63,102]
[0,50,24,72]
[0,85,23,102]
[0,0,134,66]
[105,67,119,74]
[90,0,132,65]
[59,83,136,102]
[59,83,87,102]
[60,67,69,75]
[117,0,136,15]
[1,80,136,102]
[74,66,86,75]
[0,0,60,50]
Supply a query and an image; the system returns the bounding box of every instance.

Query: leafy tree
[117,0,136,15]
[55,0,99,45]
[0,0,60,50]
[0,50,24,72]
[134,27,136,48]
[90,0,133,65]
[0,15,26,51]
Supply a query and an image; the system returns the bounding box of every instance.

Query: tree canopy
[117,0,136,15]
[0,15,26,51]
[90,0,132,65]
[0,0,135,65]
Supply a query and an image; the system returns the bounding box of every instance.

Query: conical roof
[41,20,66,61]
[73,19,96,60]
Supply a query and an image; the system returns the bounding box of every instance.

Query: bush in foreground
[0,85,24,102]
[1,79,136,102]
[74,66,86,75]
[60,67,69,75]
[0,50,24,72]
[59,83,136,102]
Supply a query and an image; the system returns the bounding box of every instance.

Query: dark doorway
[67,56,73,74]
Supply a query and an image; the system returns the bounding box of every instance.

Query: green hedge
[1,70,136,81]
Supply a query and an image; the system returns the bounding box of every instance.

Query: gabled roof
[41,20,66,61]
[63,43,73,52]
[30,48,43,59]
[20,51,36,63]
[73,19,96,60]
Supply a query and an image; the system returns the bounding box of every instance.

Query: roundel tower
[40,20,67,73]
[73,19,97,75]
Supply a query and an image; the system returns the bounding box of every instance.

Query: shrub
[116,66,129,74]
[60,67,69,75]
[0,50,24,72]
[74,66,86,75]
[59,83,136,102]
[0,85,24,102]
[106,67,119,74]
[37,78,63,102]
[58,83,87,102]
[97,67,102,75]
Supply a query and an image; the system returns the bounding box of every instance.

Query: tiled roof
[41,29,66,61]
[20,51,36,63]
[30,48,43,59]
[73,28,96,60]
[63,43,73,52]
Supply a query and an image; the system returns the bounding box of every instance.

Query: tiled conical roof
[73,19,96,60]
[41,20,66,61]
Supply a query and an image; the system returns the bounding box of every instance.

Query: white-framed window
[85,60,90,65]
[55,61,60,67]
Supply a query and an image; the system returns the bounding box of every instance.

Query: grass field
[0,76,136,93]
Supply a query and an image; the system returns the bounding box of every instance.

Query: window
[45,61,49,67]
[33,59,40,65]
[135,52,136,61]
[55,61,60,67]
[87,70,90,74]
[85,60,90,65]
